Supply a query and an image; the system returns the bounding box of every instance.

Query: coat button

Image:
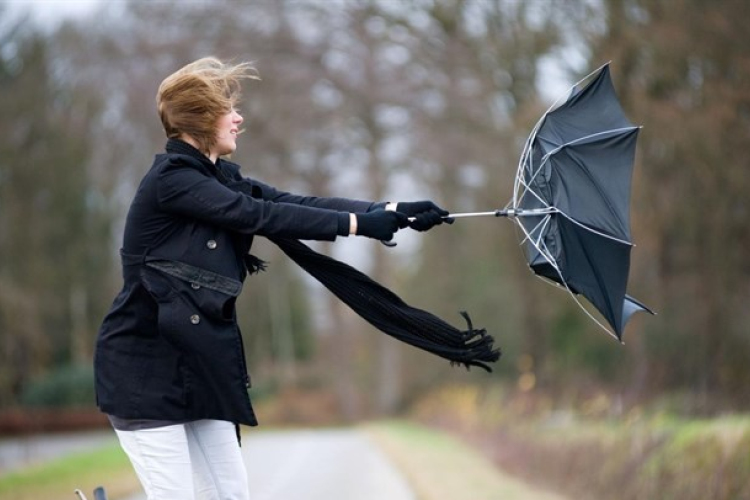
[206,239,217,250]
[191,283,201,290]
[190,314,201,325]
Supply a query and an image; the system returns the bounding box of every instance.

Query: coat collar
[165,138,213,165]
[165,138,238,185]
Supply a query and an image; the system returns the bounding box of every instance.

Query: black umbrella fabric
[443,63,652,340]
[512,63,653,340]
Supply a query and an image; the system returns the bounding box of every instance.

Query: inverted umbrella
[448,63,653,340]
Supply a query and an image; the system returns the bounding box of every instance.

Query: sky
[3,0,101,27]
[2,0,579,101]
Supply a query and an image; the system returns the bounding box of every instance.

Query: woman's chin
[218,144,237,157]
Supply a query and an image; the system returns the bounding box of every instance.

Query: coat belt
[120,250,243,296]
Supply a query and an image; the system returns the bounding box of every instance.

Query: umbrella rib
[517,178,550,209]
[544,127,640,156]
[514,217,621,341]
[515,123,547,204]
[556,210,633,246]
[538,274,621,341]
[514,62,612,206]
[514,216,560,277]
[550,61,613,114]
[515,157,553,210]
[516,153,548,206]
[518,213,553,246]
[524,127,639,244]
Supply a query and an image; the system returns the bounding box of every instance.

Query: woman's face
[212,107,243,159]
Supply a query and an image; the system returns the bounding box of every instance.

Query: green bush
[19,364,95,408]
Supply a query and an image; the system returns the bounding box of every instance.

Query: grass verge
[365,420,567,500]
[409,383,750,500]
[0,441,139,500]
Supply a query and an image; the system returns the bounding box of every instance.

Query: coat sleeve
[219,160,384,213]
[257,180,383,213]
[156,158,346,240]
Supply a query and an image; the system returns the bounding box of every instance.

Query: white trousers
[114,420,250,500]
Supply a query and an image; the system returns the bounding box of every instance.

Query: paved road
[0,429,115,474]
[123,428,415,500]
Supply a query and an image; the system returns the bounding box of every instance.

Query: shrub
[19,364,95,408]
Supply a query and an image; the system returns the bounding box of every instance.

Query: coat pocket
[140,262,241,356]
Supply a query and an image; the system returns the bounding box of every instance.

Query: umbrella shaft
[449,208,556,219]
[448,211,506,218]
[406,211,502,222]
[406,208,554,222]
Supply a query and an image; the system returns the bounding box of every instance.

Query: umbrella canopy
[511,63,653,340]
[403,62,651,343]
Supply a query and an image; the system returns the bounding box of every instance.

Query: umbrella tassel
[448,311,499,372]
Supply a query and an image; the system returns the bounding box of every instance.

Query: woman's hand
[392,200,454,232]
[355,210,409,241]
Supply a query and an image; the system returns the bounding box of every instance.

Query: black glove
[395,200,450,217]
[356,210,409,241]
[396,200,453,231]
[409,209,448,231]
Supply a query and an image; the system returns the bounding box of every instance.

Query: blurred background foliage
[0,0,748,420]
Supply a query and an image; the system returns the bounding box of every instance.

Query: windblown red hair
[156,57,259,154]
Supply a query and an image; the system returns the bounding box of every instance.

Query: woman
[94,57,449,499]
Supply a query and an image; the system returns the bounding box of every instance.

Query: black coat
[94,139,376,426]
